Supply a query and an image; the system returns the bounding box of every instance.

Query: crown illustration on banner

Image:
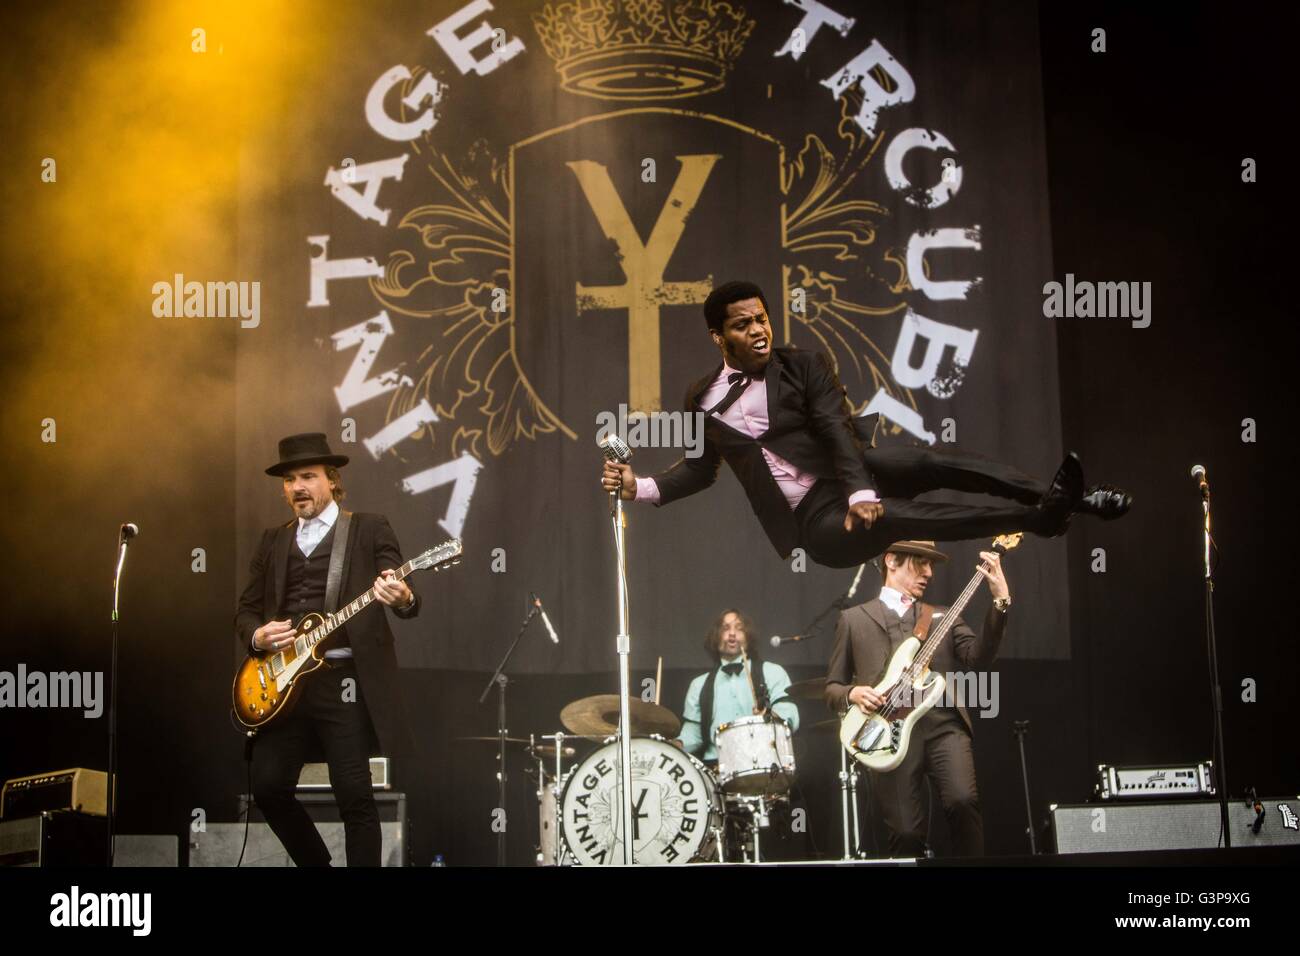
[532,0,756,101]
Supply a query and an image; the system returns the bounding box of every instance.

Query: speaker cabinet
[0,811,106,866]
[189,792,407,866]
[1051,797,1300,854]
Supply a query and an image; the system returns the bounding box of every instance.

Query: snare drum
[559,736,721,865]
[715,715,795,795]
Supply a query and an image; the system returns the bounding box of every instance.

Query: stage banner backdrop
[235,0,1068,673]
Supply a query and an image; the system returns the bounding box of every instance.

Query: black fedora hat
[265,433,349,477]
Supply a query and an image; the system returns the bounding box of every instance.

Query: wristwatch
[993,596,1011,613]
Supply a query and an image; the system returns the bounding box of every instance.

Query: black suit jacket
[235,510,421,756]
[824,597,1006,735]
[649,346,876,558]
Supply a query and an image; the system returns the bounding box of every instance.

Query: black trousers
[250,660,382,867]
[799,445,1048,568]
[868,718,983,857]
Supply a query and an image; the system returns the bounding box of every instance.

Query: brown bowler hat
[265,433,349,476]
[884,540,948,563]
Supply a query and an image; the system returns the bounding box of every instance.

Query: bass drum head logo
[559,737,717,865]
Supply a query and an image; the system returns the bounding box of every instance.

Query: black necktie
[721,662,744,676]
[706,372,750,416]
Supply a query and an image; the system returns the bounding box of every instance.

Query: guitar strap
[912,602,936,640]
[323,509,352,613]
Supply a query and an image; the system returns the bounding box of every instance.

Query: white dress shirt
[879,585,916,618]
[296,500,351,659]
[296,499,339,556]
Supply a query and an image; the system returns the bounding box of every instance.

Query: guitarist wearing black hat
[236,432,421,867]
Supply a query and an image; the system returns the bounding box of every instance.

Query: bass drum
[559,736,721,865]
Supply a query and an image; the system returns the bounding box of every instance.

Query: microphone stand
[1198,485,1231,847]
[1012,720,1036,854]
[610,488,635,865]
[107,529,133,866]
[601,438,635,865]
[478,596,543,866]
[790,564,868,646]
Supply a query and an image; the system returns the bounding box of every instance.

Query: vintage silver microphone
[599,434,633,512]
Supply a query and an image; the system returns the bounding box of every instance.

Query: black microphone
[120,522,140,540]
[1190,464,1209,499]
[531,592,560,644]
[769,633,814,647]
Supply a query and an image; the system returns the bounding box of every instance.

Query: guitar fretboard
[308,559,415,647]
[907,546,1005,677]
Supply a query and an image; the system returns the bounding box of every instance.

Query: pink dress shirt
[634,360,878,511]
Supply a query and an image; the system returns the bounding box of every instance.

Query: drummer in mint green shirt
[676,609,800,761]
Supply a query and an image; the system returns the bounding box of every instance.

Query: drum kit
[455,691,802,864]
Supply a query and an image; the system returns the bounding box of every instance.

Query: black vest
[279,522,349,647]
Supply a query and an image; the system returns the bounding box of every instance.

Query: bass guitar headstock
[991,533,1023,555]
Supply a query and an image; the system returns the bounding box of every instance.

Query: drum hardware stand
[731,794,772,862]
[838,743,866,860]
[1012,720,1036,854]
[600,436,636,865]
[478,595,545,866]
[539,731,569,865]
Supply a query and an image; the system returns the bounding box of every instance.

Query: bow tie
[900,594,914,606]
[708,371,758,416]
[721,662,744,676]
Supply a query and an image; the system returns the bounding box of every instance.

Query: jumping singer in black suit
[236,433,421,866]
[601,280,1130,567]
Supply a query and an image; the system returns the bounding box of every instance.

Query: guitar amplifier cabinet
[189,792,407,866]
[0,811,107,866]
[1,768,108,818]
[1051,797,1300,854]
[297,757,391,790]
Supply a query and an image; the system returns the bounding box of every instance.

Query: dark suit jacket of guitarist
[824,598,1006,736]
[649,346,876,559]
[235,511,421,756]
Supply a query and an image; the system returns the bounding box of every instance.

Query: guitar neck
[312,559,415,644]
[910,560,990,674]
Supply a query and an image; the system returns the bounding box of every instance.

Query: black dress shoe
[1036,452,1084,536]
[1077,484,1132,519]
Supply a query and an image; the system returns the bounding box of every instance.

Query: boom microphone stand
[478,595,543,866]
[107,522,138,866]
[1192,465,1230,847]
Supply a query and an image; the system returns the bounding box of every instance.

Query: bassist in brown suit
[825,540,1009,857]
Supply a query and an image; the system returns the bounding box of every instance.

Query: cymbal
[456,736,580,758]
[456,735,534,745]
[786,677,828,700]
[531,744,577,759]
[560,694,681,739]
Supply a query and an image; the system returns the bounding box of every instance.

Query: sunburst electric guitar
[232,538,462,731]
[839,534,1021,772]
